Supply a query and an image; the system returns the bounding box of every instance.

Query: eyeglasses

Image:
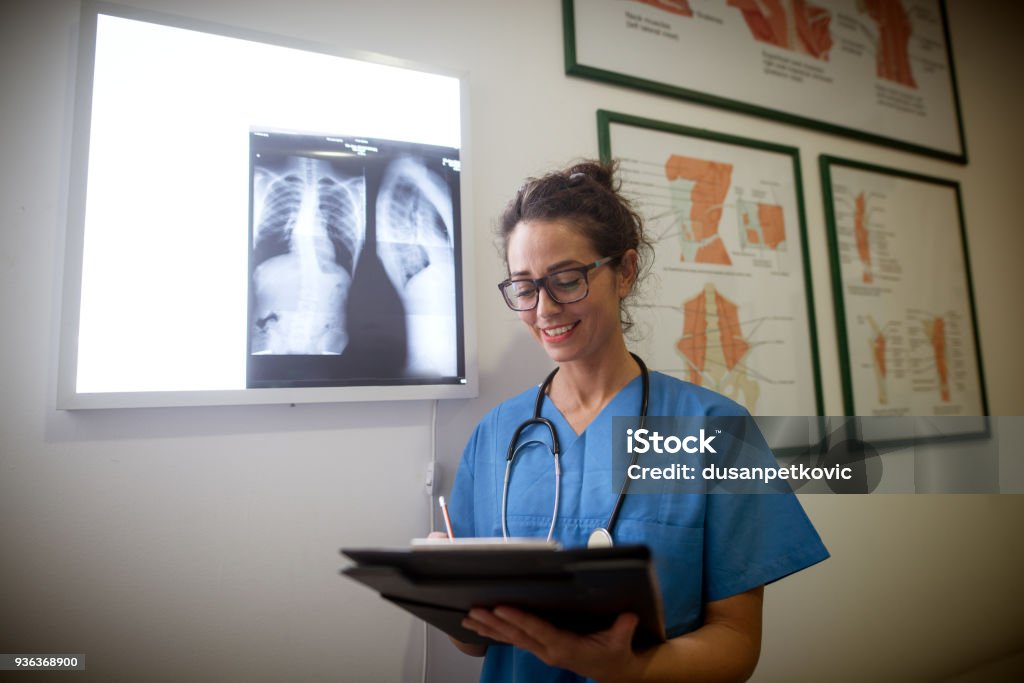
[497,255,619,311]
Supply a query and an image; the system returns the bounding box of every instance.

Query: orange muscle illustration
[677,284,760,411]
[924,316,950,402]
[854,192,873,284]
[665,155,733,265]
[860,0,917,88]
[728,0,834,60]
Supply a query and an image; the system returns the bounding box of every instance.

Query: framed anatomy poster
[566,0,967,162]
[820,155,987,417]
[599,111,823,416]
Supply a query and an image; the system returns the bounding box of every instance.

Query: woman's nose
[535,285,563,317]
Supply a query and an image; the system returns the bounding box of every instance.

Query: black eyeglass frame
[497,254,621,311]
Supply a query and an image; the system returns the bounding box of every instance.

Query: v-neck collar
[538,371,646,445]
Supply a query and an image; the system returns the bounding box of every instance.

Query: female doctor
[445,161,828,683]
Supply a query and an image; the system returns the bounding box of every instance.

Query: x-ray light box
[58,2,476,408]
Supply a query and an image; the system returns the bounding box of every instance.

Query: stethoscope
[501,353,650,548]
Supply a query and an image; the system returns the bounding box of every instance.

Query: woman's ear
[617,249,639,298]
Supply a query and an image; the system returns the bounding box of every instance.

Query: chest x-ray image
[250,155,365,356]
[377,157,458,376]
[247,132,462,388]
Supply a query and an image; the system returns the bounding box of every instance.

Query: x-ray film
[247,131,462,388]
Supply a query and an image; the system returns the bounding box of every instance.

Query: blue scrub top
[448,371,829,683]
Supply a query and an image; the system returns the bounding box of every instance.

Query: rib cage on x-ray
[248,142,459,387]
[251,172,303,265]
[376,158,457,376]
[250,156,365,356]
[319,175,362,275]
[377,158,452,285]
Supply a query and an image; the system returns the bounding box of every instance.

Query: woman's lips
[540,321,580,342]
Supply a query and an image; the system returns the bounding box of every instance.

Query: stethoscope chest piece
[587,527,614,549]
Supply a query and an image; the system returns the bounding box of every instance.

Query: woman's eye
[513,285,537,298]
[552,276,583,291]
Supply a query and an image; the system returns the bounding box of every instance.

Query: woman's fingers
[461,607,639,675]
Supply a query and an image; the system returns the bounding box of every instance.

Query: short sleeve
[702,417,829,601]
[689,394,828,601]
[447,420,484,539]
[703,491,828,602]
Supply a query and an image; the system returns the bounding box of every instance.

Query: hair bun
[566,160,615,191]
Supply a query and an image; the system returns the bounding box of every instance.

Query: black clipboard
[340,545,666,648]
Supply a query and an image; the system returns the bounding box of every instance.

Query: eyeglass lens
[503,270,588,310]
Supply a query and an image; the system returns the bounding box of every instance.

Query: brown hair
[497,159,652,333]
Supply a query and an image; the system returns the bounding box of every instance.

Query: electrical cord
[423,399,439,683]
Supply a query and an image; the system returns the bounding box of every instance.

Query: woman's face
[505,219,632,366]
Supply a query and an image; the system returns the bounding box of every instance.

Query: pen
[438,496,455,539]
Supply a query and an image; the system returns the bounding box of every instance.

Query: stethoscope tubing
[501,354,649,545]
[606,354,649,536]
[501,438,560,542]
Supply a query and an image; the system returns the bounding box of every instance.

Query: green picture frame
[566,0,967,163]
[820,155,988,417]
[599,110,824,418]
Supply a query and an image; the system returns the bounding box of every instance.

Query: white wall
[1,1,1021,681]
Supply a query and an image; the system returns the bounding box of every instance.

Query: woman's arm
[461,585,764,683]
[626,586,763,683]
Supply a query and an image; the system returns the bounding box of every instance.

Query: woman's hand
[461,586,764,682]
[462,607,642,683]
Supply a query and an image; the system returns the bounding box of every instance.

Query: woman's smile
[540,321,580,341]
